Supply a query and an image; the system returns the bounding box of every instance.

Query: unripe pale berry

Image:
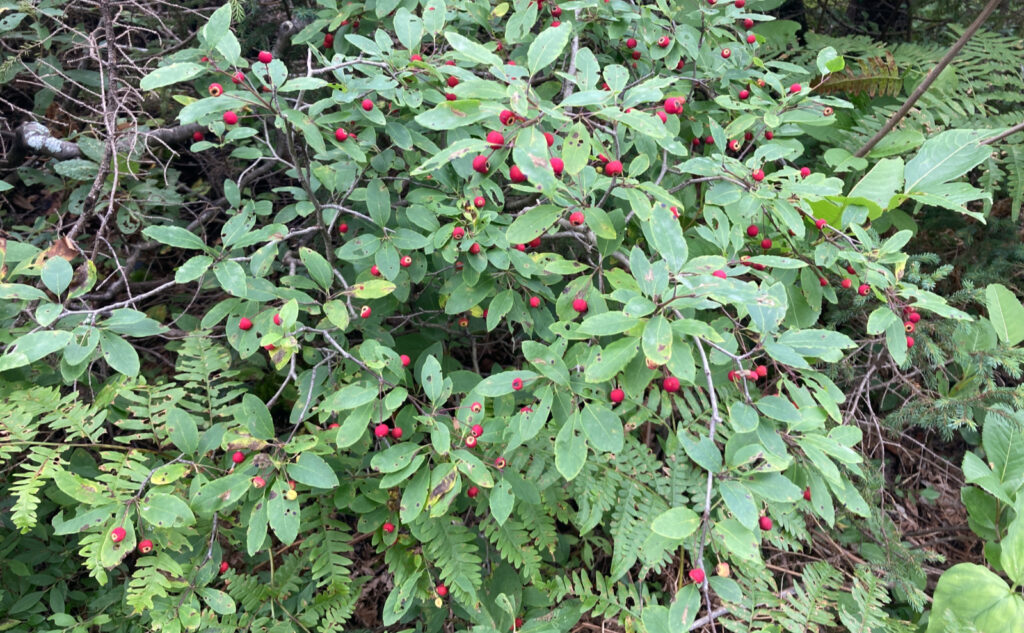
[465,435,477,448]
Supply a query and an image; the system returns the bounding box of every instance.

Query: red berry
[656,111,667,123]
[138,539,154,554]
[626,38,637,48]
[411,54,423,61]
[906,336,915,348]
[814,218,827,230]
[544,132,555,147]
[370,265,381,276]
[761,238,772,249]
[512,378,523,391]
[192,131,204,142]
[335,128,349,141]
[231,71,244,84]
[383,522,395,533]
[572,298,588,313]
[465,435,477,448]
[728,140,740,152]
[841,278,852,289]
[515,244,526,251]
[658,36,670,48]
[361,98,374,111]
[747,33,756,43]
[258,51,272,64]
[509,165,527,183]
[220,562,230,573]
[487,130,505,148]
[752,169,765,182]
[605,160,623,176]
[712,270,727,279]
[819,277,828,286]
[610,388,625,403]
[755,365,767,378]
[529,296,541,308]
[499,109,515,125]
[375,423,389,437]
[400,255,413,267]
[447,76,459,88]
[238,317,253,331]
[743,18,754,29]
[846,265,856,275]
[739,89,749,100]
[569,211,585,226]
[735,0,746,6]
[400,354,411,367]
[471,424,484,437]
[391,427,403,439]
[469,243,481,255]
[111,527,126,543]
[495,456,507,469]
[790,83,802,94]
[759,516,773,531]
[909,312,921,323]
[721,48,731,59]
[474,196,486,208]
[764,130,774,140]
[662,376,680,392]
[208,83,223,97]
[252,476,266,488]
[858,284,870,296]
[472,155,489,174]
[446,93,457,101]
[800,167,811,178]
[232,451,245,464]
[453,226,465,240]
[273,313,282,326]
[550,157,564,176]
[803,487,811,501]
[632,50,641,60]
[223,111,238,125]
[436,584,448,597]
[665,97,683,114]
[688,568,705,583]
[746,224,759,237]
[467,486,479,498]
[551,6,562,17]
[324,33,334,48]
[470,401,483,413]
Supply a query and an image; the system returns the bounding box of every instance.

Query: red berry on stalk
[258,51,272,64]
[495,456,507,469]
[814,218,827,230]
[736,0,746,6]
[509,165,527,182]
[544,132,554,147]
[361,98,374,111]
[192,131,204,142]
[528,235,540,247]
[390,427,403,439]
[111,527,126,543]
[764,130,774,140]
[208,83,223,97]
[324,33,334,48]
[469,243,481,255]
[759,515,773,531]
[909,312,921,323]
[223,111,238,125]
[487,130,505,148]
[465,435,477,448]
[551,20,560,27]
[658,36,670,48]
[819,277,828,286]
[743,18,754,29]
[550,157,564,175]
[471,424,484,437]
[713,270,727,279]
[906,336,915,348]
[663,376,680,392]
[752,169,765,182]
[273,313,282,326]
[238,317,253,331]
[721,48,731,59]
[446,93,456,101]
[400,255,413,267]
[858,284,870,296]
[411,54,423,61]
[572,298,588,313]
[790,83,802,94]
[400,354,411,367]
[436,584,448,597]
[605,160,623,176]
[252,476,266,488]
[739,89,749,100]
[447,76,459,88]
[841,278,852,289]
[665,97,683,114]
[375,423,389,437]
[747,33,756,44]
[232,451,245,464]
[453,226,465,240]
[220,562,230,573]
[552,6,562,16]
[656,111,667,123]
[755,365,768,378]
[626,38,637,49]
[232,71,245,84]
[529,296,541,308]
[499,109,515,125]
[688,568,705,583]
[335,128,349,141]
[746,224,759,237]
[472,155,489,174]
[138,539,154,554]
[610,388,625,403]
[370,265,381,276]
[467,486,479,498]
[569,211,585,226]
[804,487,812,501]
[800,167,811,178]
[761,238,772,249]
[474,196,486,208]
[511,378,523,391]
[383,522,395,533]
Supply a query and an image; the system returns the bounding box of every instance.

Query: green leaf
[201,4,232,49]
[240,394,274,440]
[905,129,992,193]
[651,507,700,539]
[578,312,640,336]
[350,279,396,299]
[715,518,761,563]
[642,315,673,366]
[412,138,487,173]
[527,23,570,74]
[213,260,247,298]
[99,331,139,377]
[445,31,503,68]
[288,453,339,489]
[848,158,903,213]
[199,588,236,615]
[323,300,350,331]
[983,408,1024,493]
[561,122,591,176]
[927,563,1024,633]
[139,493,196,529]
[584,336,640,383]
[268,484,300,545]
[506,205,561,245]
[985,283,1024,346]
[554,417,587,481]
[866,307,899,335]
[421,355,443,404]
[41,256,72,296]
[776,329,855,361]
[394,8,423,51]
[681,435,722,473]
[175,255,213,283]
[142,225,207,250]
[1001,508,1024,585]
[365,178,391,227]
[299,247,333,291]
[647,204,688,272]
[401,465,430,524]
[579,403,623,453]
[191,473,250,515]
[167,407,199,454]
[490,479,515,526]
[140,63,206,91]
[0,330,73,371]
[719,481,759,529]
[512,126,556,191]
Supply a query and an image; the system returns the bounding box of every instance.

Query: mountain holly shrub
[0,1,1015,632]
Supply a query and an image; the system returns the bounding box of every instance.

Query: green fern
[776,562,843,632]
[414,517,483,605]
